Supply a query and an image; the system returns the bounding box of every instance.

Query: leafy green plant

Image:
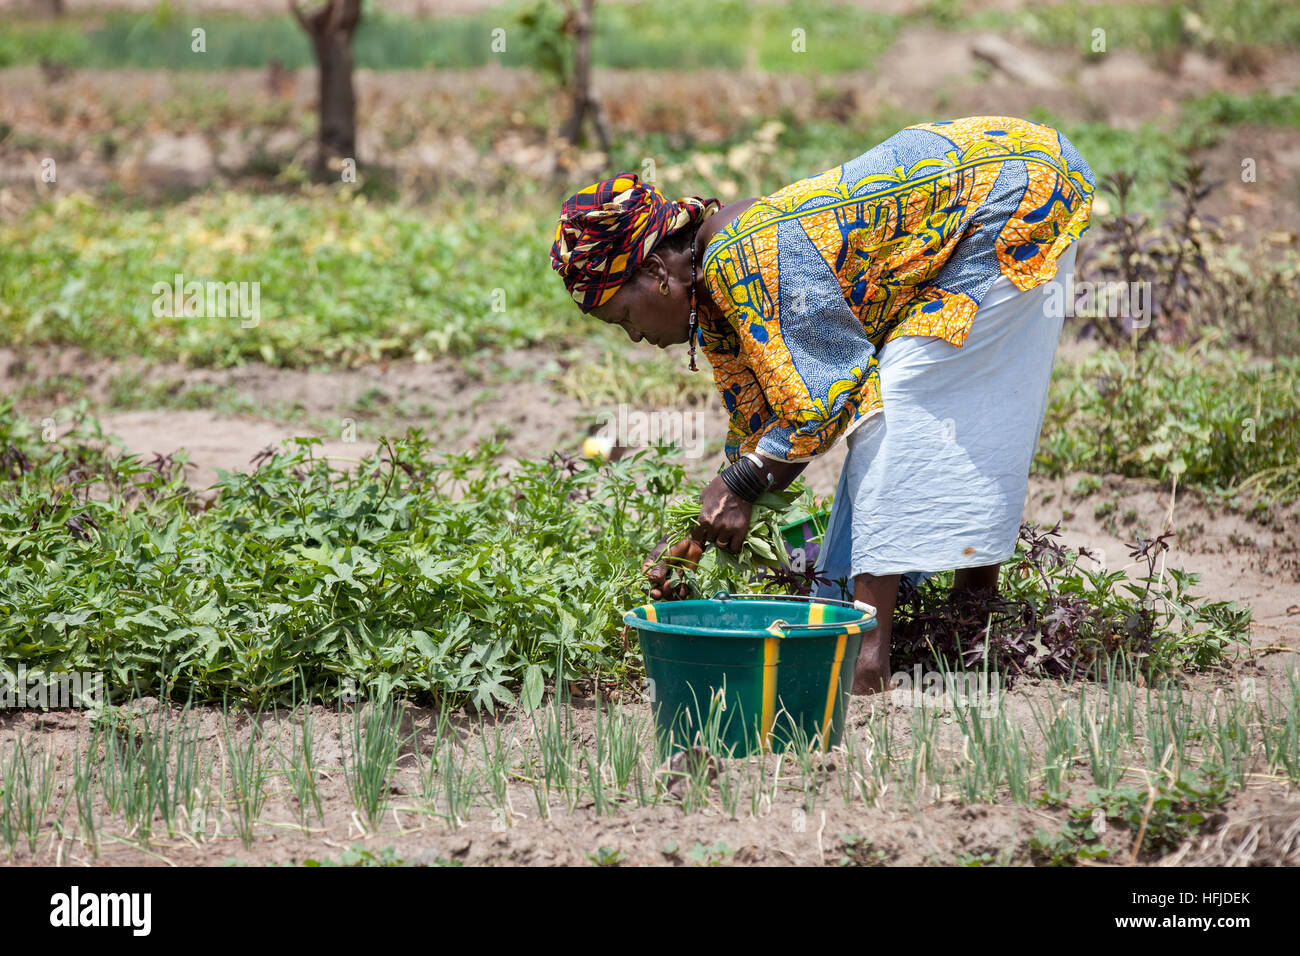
[303,845,414,867]
[836,832,891,867]
[963,0,1300,64]
[0,406,693,708]
[1028,807,1111,866]
[684,840,735,866]
[0,192,578,368]
[586,846,626,867]
[1046,345,1296,502]
[0,3,904,73]
[1092,773,1231,858]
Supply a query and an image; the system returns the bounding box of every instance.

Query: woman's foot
[849,572,900,696]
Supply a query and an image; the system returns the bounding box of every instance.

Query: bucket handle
[765,615,874,636]
[712,591,876,636]
[712,590,876,617]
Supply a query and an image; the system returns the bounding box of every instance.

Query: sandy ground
[1,345,586,486]
[1023,474,1300,658]
[2,677,1298,868]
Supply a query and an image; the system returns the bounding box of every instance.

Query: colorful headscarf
[551,173,719,313]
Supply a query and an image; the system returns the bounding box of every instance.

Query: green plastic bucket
[623,591,875,756]
[779,509,831,553]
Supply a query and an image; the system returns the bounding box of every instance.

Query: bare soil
[1,344,588,488]
[2,678,1297,868]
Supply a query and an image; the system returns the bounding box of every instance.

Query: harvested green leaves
[659,484,807,596]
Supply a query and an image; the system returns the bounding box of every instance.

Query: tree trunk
[312,28,357,175]
[290,0,362,181]
[560,0,608,152]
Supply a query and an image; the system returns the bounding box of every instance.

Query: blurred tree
[518,0,609,152]
[561,0,609,151]
[289,0,362,182]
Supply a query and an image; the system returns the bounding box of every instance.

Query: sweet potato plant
[0,401,681,710]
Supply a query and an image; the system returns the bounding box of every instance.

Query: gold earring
[659,280,670,296]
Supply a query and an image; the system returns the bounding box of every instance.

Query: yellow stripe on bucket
[760,637,781,749]
[821,634,847,751]
[643,604,658,623]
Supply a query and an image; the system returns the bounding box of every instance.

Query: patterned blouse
[699,116,1096,464]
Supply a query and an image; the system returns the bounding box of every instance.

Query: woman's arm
[694,454,807,552]
[752,455,808,492]
[702,216,882,465]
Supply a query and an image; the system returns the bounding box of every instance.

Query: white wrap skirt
[814,242,1077,590]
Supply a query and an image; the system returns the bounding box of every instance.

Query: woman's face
[589,254,692,349]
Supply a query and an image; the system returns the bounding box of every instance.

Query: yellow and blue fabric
[551,172,720,313]
[699,116,1096,463]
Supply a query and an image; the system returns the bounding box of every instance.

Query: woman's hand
[642,474,757,601]
[696,474,754,553]
[643,535,705,601]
